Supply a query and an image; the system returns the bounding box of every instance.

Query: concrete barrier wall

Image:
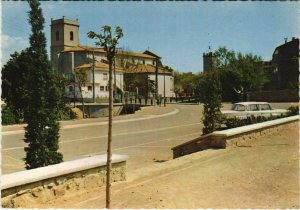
[1,154,128,208]
[172,116,299,158]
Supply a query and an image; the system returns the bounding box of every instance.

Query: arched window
[56,31,59,41]
[70,31,74,41]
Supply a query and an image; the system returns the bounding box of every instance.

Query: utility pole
[155,58,158,105]
[164,67,166,107]
[92,50,95,103]
[113,57,116,102]
[73,74,76,108]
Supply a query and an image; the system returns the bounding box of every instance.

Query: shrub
[199,70,222,135]
[224,114,284,129]
[1,105,17,125]
[287,105,299,116]
[58,107,77,121]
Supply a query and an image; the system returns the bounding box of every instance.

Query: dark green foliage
[214,47,268,102]
[55,72,77,120]
[1,50,31,123]
[58,107,77,120]
[199,70,223,135]
[287,105,299,116]
[24,0,63,169]
[174,71,201,97]
[224,113,292,129]
[1,104,17,125]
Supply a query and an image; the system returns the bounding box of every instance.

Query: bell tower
[203,52,216,72]
[50,17,80,71]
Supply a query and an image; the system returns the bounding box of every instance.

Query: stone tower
[203,52,216,71]
[50,17,80,71]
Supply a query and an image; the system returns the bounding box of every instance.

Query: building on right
[271,37,299,89]
[248,37,299,102]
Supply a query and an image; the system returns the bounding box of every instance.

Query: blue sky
[1,1,299,73]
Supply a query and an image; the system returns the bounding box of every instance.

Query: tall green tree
[88,25,123,208]
[214,47,268,102]
[174,71,200,97]
[24,0,63,169]
[199,70,223,135]
[2,50,31,123]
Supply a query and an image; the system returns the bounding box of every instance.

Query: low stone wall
[77,104,124,117]
[172,116,299,158]
[1,154,128,208]
[247,89,298,102]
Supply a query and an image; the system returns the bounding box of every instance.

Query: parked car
[222,102,288,119]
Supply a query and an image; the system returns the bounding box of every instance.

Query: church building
[50,17,175,101]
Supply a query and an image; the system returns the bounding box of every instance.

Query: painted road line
[2,108,179,136]
[81,132,201,157]
[2,123,201,151]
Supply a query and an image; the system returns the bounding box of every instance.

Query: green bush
[224,113,286,129]
[220,105,299,130]
[287,105,299,116]
[1,105,17,125]
[58,107,77,121]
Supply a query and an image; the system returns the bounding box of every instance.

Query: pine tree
[24,0,63,169]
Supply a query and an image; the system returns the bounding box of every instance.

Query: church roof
[125,64,172,75]
[74,62,124,72]
[62,45,157,59]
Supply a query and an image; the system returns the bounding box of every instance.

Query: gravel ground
[33,121,299,209]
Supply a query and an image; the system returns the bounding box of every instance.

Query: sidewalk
[35,121,299,209]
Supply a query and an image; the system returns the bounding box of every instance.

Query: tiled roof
[62,45,105,53]
[125,64,172,75]
[62,45,157,59]
[74,62,123,72]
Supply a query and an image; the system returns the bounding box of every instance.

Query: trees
[23,0,63,169]
[198,70,223,135]
[2,50,31,123]
[214,47,268,102]
[87,25,123,208]
[174,71,200,97]
[74,68,88,118]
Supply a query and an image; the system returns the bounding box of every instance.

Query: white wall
[148,74,175,98]
[67,69,124,99]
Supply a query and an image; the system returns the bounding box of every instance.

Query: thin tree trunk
[79,87,85,119]
[106,58,113,208]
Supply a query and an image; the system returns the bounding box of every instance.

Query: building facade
[125,64,175,98]
[50,17,175,100]
[70,62,124,100]
[272,37,299,89]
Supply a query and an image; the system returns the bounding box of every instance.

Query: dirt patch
[20,122,300,208]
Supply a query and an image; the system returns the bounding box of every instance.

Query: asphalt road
[2,102,294,175]
[2,104,204,174]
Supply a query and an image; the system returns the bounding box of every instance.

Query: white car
[222,102,288,119]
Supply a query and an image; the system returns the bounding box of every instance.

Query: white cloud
[1,34,29,67]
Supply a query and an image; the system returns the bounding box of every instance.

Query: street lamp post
[164,67,166,107]
[73,74,76,108]
[155,58,158,105]
[92,50,95,103]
